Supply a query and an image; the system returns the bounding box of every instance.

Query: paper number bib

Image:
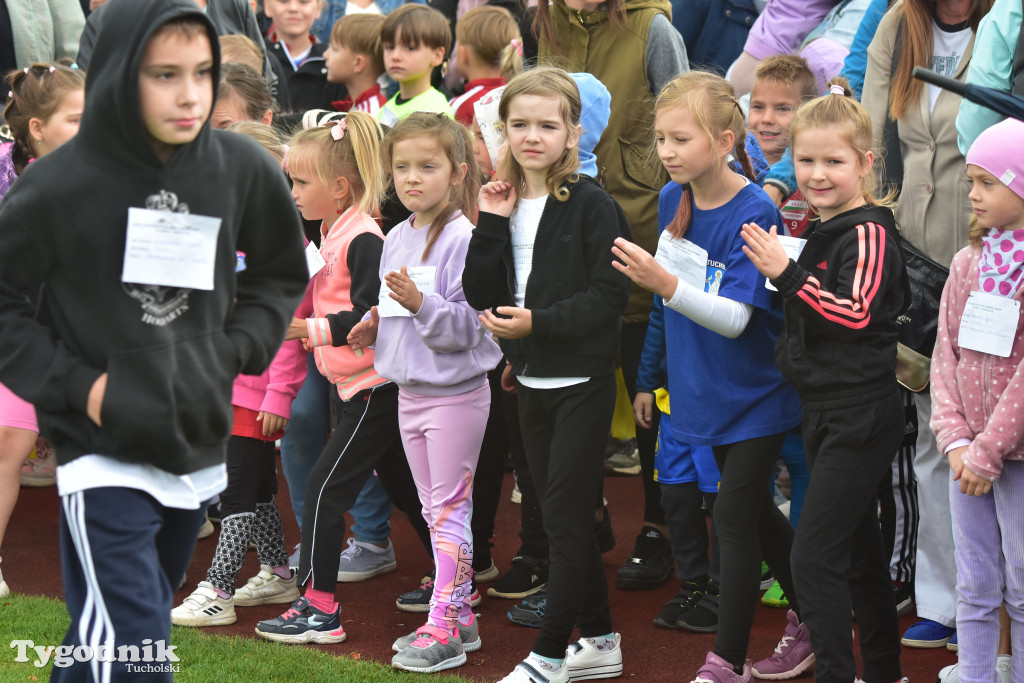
[958,291,1021,358]
[121,208,222,291]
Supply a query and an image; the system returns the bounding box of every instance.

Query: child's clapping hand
[348,306,380,351]
[740,222,788,279]
[385,266,423,314]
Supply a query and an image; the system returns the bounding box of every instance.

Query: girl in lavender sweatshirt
[349,112,501,674]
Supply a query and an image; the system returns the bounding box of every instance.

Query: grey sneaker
[336,538,397,582]
[391,625,467,673]
[392,613,481,653]
[604,438,640,475]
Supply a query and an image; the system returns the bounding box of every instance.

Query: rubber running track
[6,470,956,681]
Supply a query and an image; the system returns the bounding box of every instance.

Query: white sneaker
[0,564,8,598]
[234,565,300,607]
[20,438,56,487]
[566,633,622,681]
[941,655,1014,683]
[336,538,397,582]
[171,582,236,626]
[197,518,215,539]
[499,658,570,683]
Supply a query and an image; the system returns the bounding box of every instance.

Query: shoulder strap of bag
[1013,0,1024,95]
[881,17,905,196]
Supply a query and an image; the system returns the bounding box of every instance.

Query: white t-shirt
[928,19,972,113]
[509,195,587,390]
[346,0,382,15]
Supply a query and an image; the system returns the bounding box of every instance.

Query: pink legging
[398,382,489,631]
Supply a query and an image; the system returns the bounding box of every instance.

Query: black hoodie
[0,0,308,474]
[770,204,908,401]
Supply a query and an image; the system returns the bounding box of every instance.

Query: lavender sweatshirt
[373,213,502,397]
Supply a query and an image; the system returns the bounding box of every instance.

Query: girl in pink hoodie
[930,117,1024,683]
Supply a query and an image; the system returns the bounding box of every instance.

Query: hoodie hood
[571,73,610,179]
[79,0,220,171]
[549,0,671,25]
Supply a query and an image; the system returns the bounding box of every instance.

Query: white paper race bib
[655,233,708,292]
[121,208,222,291]
[377,266,437,317]
[958,291,1021,358]
[766,235,807,291]
[305,242,326,278]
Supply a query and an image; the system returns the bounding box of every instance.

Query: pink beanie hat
[966,117,1024,201]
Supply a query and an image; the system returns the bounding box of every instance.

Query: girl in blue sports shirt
[612,70,805,683]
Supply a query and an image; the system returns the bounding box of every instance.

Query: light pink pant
[0,382,37,432]
[398,381,489,630]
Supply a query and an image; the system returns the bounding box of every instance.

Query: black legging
[712,432,799,669]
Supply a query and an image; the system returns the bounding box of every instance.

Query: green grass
[0,594,474,682]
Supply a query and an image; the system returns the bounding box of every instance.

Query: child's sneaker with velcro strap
[171,582,236,627]
[391,624,466,673]
[396,570,481,613]
[566,633,622,681]
[233,565,299,607]
[254,596,346,644]
[393,612,481,653]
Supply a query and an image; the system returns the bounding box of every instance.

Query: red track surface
[6,471,956,681]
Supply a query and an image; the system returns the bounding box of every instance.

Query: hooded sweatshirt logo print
[122,190,192,326]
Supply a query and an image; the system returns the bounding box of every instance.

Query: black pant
[471,362,512,572]
[53,487,206,683]
[791,385,904,683]
[518,374,617,658]
[660,482,719,582]
[298,383,429,592]
[876,386,918,585]
[620,321,665,525]
[220,435,277,517]
[712,432,797,668]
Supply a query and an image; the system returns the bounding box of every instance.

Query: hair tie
[48,66,55,73]
[510,38,523,58]
[23,68,28,74]
[328,118,348,141]
[829,84,846,96]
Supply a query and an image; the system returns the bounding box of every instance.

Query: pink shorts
[0,381,38,433]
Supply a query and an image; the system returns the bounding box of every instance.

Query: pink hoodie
[930,245,1024,482]
[231,277,314,419]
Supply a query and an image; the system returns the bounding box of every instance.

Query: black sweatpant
[620,321,664,525]
[877,387,918,585]
[517,374,617,659]
[660,482,719,582]
[298,383,430,592]
[712,432,797,669]
[791,385,904,683]
[471,362,511,573]
[53,487,206,683]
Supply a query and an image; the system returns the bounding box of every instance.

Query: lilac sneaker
[752,610,815,680]
[690,651,752,682]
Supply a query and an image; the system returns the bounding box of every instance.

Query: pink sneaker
[20,437,56,487]
[752,610,815,680]
[690,651,752,682]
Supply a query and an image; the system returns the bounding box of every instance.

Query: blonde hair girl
[466,66,633,682]
[613,69,804,683]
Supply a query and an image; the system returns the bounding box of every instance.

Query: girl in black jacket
[464,66,631,683]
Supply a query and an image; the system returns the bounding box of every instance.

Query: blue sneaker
[901,619,955,648]
[254,596,347,644]
[946,631,958,652]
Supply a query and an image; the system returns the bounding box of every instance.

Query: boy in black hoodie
[0,0,307,679]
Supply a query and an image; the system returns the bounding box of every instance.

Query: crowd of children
[1,0,1023,682]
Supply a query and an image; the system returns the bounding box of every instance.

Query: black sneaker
[677,579,719,633]
[487,555,547,599]
[595,505,615,554]
[615,525,673,590]
[507,587,546,628]
[653,580,702,630]
[396,570,481,613]
[893,581,914,618]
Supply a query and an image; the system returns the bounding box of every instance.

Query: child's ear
[452,161,469,186]
[335,176,351,200]
[352,53,366,75]
[28,117,45,144]
[565,123,581,150]
[717,128,736,159]
[430,46,446,67]
[261,108,274,126]
[860,150,875,177]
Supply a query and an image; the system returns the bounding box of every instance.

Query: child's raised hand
[740,222,789,279]
[347,306,379,350]
[634,392,655,430]
[480,306,532,339]
[478,181,517,217]
[257,411,288,436]
[385,266,423,313]
[611,237,677,299]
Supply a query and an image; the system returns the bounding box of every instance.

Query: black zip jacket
[267,39,347,114]
[463,175,632,378]
[770,204,909,400]
[0,0,308,474]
